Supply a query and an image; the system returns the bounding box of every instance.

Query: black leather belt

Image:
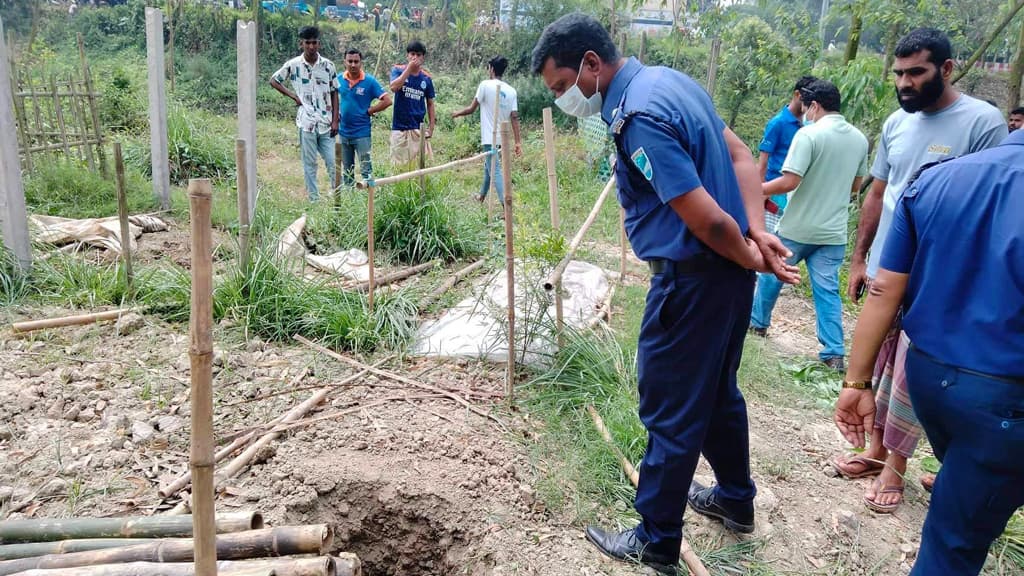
[647,255,734,276]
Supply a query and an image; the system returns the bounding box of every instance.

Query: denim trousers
[479,144,504,203]
[299,129,336,201]
[905,346,1024,575]
[750,237,845,360]
[339,135,373,187]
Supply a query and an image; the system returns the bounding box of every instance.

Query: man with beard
[835,28,1005,513]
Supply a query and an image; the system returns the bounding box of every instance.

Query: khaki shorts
[390,129,433,166]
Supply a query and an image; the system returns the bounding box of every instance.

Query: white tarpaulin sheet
[276,215,373,282]
[414,260,611,363]
[30,214,168,254]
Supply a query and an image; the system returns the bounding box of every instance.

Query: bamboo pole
[586,406,709,576]
[541,107,564,345]
[0,513,263,544]
[0,540,152,560]
[187,179,216,576]
[114,143,133,289]
[11,308,134,334]
[366,183,376,312]
[618,207,626,285]
[542,176,616,291]
[167,0,175,93]
[293,335,501,426]
[11,65,33,172]
[0,526,333,575]
[487,84,500,221]
[49,75,71,158]
[499,121,515,404]
[77,33,106,177]
[7,555,350,576]
[333,141,342,202]
[235,139,251,272]
[351,260,438,292]
[419,259,485,309]
[68,76,94,170]
[357,151,489,189]
[418,122,426,193]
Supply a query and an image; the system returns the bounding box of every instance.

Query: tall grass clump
[994,510,1024,572]
[123,106,234,185]
[24,160,155,219]
[0,246,32,306]
[375,178,486,264]
[134,264,192,323]
[214,247,416,353]
[32,255,130,309]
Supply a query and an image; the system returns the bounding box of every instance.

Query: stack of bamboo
[0,512,359,576]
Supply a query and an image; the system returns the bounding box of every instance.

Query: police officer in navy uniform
[836,130,1024,576]
[532,13,800,574]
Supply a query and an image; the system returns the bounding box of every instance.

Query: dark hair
[531,12,618,74]
[800,79,841,112]
[298,26,321,41]
[794,75,817,92]
[345,49,363,59]
[489,56,508,77]
[894,28,952,67]
[406,40,427,55]
[1012,106,1024,116]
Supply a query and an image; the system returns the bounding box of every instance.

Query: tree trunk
[882,24,899,80]
[844,11,862,64]
[1009,17,1024,109]
[953,0,1024,84]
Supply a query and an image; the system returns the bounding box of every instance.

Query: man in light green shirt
[750,79,868,370]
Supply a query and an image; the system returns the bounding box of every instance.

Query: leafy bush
[99,66,147,133]
[123,106,234,184]
[814,54,893,144]
[24,160,156,219]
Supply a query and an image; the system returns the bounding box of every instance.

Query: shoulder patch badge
[631,147,653,181]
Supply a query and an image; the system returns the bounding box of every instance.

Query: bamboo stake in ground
[236,139,251,272]
[114,143,133,289]
[541,107,564,345]
[500,121,515,404]
[0,512,262,545]
[0,526,333,575]
[366,183,376,312]
[357,151,490,189]
[586,406,709,576]
[334,140,342,202]
[618,206,626,286]
[187,179,216,576]
[11,309,134,334]
[418,122,427,193]
[543,176,616,291]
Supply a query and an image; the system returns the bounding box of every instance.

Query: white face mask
[802,104,815,126]
[555,57,603,118]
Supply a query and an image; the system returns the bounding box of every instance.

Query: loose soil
[0,223,955,576]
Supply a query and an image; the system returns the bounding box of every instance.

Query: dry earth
[0,223,984,576]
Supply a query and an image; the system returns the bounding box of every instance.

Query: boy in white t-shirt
[451,56,523,203]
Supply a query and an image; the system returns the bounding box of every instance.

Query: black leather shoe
[687,481,755,533]
[584,525,678,575]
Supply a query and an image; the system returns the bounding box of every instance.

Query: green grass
[23,160,156,219]
[0,246,32,306]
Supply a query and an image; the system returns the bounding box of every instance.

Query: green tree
[717,16,790,127]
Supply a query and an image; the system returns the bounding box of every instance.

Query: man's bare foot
[864,454,906,513]
[920,472,936,493]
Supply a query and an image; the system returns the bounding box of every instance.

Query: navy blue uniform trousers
[634,260,758,547]
[906,346,1024,575]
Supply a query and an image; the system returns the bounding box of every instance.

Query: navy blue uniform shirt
[602,58,749,262]
[881,129,1024,378]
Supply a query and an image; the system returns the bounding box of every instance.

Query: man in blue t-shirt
[532,13,799,575]
[337,49,392,188]
[757,75,816,232]
[836,130,1024,576]
[389,40,436,166]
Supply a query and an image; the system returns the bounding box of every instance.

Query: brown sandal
[864,484,904,514]
[831,454,885,479]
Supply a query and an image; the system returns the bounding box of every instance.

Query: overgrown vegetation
[23,160,156,219]
[122,106,235,185]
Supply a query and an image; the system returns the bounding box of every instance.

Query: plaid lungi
[872,324,923,458]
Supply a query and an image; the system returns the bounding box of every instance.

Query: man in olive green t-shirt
[749,79,869,370]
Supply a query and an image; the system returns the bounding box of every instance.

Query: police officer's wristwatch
[842,379,872,390]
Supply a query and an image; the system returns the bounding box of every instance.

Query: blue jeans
[750,237,845,360]
[479,144,504,204]
[299,129,336,202]
[339,135,372,187]
[905,346,1024,575]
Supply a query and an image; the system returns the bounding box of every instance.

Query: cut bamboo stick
[114,143,133,288]
[0,540,152,560]
[0,525,332,575]
[357,151,489,189]
[586,406,709,576]
[619,207,627,284]
[293,335,502,426]
[500,121,515,405]
[542,107,564,346]
[418,121,427,192]
[7,555,350,576]
[351,260,438,292]
[366,183,376,312]
[187,179,217,576]
[0,513,263,544]
[542,176,616,291]
[11,309,134,334]
[419,259,485,309]
[236,139,251,272]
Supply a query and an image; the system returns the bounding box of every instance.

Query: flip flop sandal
[864,485,904,514]
[831,454,885,479]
